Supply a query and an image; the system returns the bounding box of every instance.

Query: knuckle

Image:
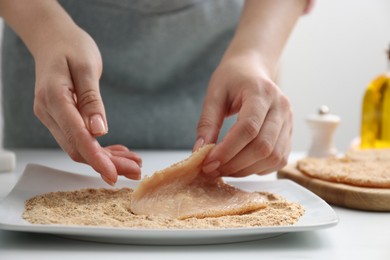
[34,83,60,119]
[33,98,44,120]
[242,117,261,141]
[260,79,278,98]
[63,129,85,163]
[279,95,292,110]
[63,127,77,148]
[34,85,51,110]
[267,153,280,166]
[34,86,47,104]
[268,150,285,167]
[279,156,288,168]
[73,57,102,80]
[74,60,95,75]
[197,116,216,132]
[33,103,44,121]
[253,138,273,158]
[241,79,263,98]
[77,89,102,110]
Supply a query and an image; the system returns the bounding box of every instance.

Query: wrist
[220,0,307,81]
[30,17,78,60]
[220,47,276,80]
[0,0,75,57]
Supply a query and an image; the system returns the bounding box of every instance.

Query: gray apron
[1,0,242,149]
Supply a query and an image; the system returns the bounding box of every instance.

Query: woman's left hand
[194,54,293,177]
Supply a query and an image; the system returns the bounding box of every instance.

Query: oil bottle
[360,45,390,149]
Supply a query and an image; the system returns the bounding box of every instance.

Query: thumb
[193,91,226,151]
[70,61,108,137]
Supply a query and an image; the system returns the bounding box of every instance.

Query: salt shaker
[0,149,16,173]
[306,106,341,158]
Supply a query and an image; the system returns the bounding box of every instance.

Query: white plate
[0,164,338,245]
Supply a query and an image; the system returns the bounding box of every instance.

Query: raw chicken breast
[130,144,267,219]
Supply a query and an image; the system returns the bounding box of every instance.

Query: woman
[0,0,311,185]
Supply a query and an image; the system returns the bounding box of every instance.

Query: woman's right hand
[33,20,143,185]
[0,0,142,185]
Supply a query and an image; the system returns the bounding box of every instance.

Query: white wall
[1,0,390,152]
[280,0,390,152]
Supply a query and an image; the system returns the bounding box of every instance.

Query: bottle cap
[306,105,341,123]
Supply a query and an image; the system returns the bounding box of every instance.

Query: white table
[0,150,389,260]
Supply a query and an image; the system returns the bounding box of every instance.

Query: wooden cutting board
[277,164,390,211]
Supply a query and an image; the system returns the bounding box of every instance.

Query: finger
[40,103,139,184]
[34,103,85,163]
[68,56,108,137]
[193,87,226,152]
[105,145,130,152]
[73,127,119,184]
[37,100,120,185]
[107,149,143,167]
[202,95,271,173]
[46,84,118,184]
[256,124,292,176]
[217,107,284,175]
[227,156,278,178]
[105,145,143,167]
[109,156,141,180]
[228,122,291,178]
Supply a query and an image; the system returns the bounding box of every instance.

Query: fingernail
[203,160,220,174]
[101,175,115,186]
[89,114,107,136]
[193,137,204,152]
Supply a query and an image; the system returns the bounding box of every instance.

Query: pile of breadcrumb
[23,188,304,229]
